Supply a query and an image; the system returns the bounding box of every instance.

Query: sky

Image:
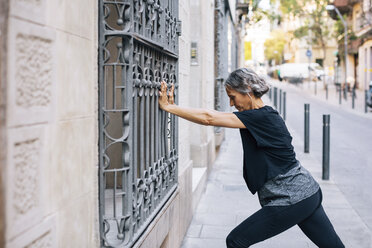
[258,0,271,10]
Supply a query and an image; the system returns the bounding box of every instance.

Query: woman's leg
[298,204,345,248]
[226,206,294,248]
[226,191,321,248]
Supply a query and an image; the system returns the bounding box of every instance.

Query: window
[98,1,180,247]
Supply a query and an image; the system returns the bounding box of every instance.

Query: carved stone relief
[6,126,45,241]
[13,138,40,219]
[7,18,55,127]
[15,34,52,108]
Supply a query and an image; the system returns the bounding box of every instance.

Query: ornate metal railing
[98,1,180,247]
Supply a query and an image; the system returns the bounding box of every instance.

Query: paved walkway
[181,93,372,247]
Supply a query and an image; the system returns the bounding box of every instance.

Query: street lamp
[326,4,348,99]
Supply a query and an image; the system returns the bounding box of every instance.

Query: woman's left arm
[159,81,245,129]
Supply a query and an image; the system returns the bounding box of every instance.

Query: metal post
[274,87,278,109]
[326,84,328,100]
[352,88,355,109]
[269,88,273,101]
[269,88,272,101]
[322,114,330,180]
[304,104,310,153]
[330,6,347,101]
[366,90,368,113]
[344,84,347,100]
[339,6,348,101]
[308,55,311,89]
[279,89,282,114]
[339,84,342,105]
[314,81,317,95]
[283,92,286,121]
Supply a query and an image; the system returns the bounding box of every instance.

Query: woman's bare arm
[159,81,245,129]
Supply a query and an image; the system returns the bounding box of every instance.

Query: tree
[280,0,334,69]
[264,29,287,65]
[333,16,357,60]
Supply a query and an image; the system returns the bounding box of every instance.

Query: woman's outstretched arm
[159,81,245,129]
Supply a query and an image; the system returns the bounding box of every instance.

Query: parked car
[311,63,325,80]
[279,63,324,82]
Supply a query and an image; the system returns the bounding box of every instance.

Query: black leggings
[226,189,344,248]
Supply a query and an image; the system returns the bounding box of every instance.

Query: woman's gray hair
[224,68,269,98]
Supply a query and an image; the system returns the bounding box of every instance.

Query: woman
[159,68,344,248]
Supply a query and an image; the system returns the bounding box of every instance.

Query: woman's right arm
[159,82,245,129]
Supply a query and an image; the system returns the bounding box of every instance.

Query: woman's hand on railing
[168,82,175,104]
[159,81,174,110]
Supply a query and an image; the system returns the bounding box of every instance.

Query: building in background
[0,0,247,247]
[280,3,338,70]
[244,10,271,74]
[326,0,372,90]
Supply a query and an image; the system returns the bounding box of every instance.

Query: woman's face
[225,87,253,112]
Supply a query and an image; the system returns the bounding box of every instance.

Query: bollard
[326,84,328,100]
[283,92,286,121]
[279,89,282,114]
[268,88,271,101]
[269,88,272,101]
[366,90,368,113]
[344,84,348,100]
[339,85,342,105]
[322,114,330,180]
[274,87,278,109]
[304,104,310,153]
[352,88,355,109]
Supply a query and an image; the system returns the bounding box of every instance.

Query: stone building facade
[328,0,372,90]
[2,0,100,247]
[0,0,243,247]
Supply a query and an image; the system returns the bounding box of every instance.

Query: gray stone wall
[0,0,9,246]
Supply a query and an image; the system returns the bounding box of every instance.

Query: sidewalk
[181,99,372,247]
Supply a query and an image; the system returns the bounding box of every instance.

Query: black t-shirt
[233,105,298,194]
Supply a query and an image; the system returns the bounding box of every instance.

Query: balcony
[355,13,372,36]
[236,1,249,15]
[236,0,249,23]
[328,0,352,18]
[348,38,362,54]
[348,0,362,5]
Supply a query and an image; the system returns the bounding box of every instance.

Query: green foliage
[293,26,308,39]
[333,17,357,59]
[264,29,287,64]
[279,0,334,62]
[252,8,282,24]
[280,0,306,16]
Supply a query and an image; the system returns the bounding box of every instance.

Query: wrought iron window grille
[98,0,180,247]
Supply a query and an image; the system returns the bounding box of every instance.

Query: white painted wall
[358,41,372,90]
[189,0,216,168]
